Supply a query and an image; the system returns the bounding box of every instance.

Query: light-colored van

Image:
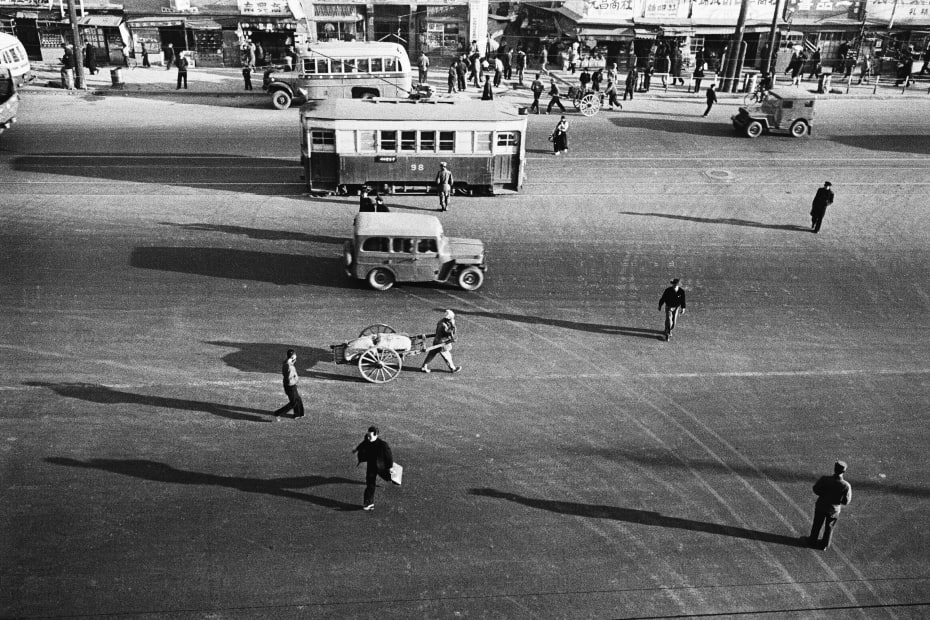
[345,212,486,291]
[0,33,32,86]
[263,41,412,110]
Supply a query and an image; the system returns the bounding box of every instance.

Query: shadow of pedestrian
[450,309,665,340]
[469,488,804,547]
[46,457,363,510]
[24,381,274,423]
[620,211,810,232]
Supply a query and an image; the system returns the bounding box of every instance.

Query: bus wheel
[457,266,484,291]
[367,268,395,291]
[271,90,292,110]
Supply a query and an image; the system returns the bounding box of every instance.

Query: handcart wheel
[579,93,601,117]
[359,324,396,337]
[358,347,402,383]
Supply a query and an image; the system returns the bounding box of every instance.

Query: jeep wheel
[367,268,395,291]
[457,266,484,291]
[790,120,808,138]
[271,90,292,110]
[745,121,763,138]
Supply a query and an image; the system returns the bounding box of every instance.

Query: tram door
[308,128,338,187]
[491,155,514,188]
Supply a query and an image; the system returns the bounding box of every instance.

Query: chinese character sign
[563,0,636,20]
[691,0,779,21]
[867,0,930,24]
[643,0,690,19]
[238,0,290,16]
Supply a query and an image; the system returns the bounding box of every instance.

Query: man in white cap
[658,278,686,341]
[421,309,461,373]
[809,460,852,549]
[435,162,454,211]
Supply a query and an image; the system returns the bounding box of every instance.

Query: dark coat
[810,187,834,218]
[813,474,851,515]
[355,437,393,476]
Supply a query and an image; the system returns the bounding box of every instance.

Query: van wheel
[745,121,763,138]
[790,120,808,138]
[457,266,484,291]
[367,268,395,291]
[271,91,292,110]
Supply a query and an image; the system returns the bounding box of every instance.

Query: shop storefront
[123,0,238,66]
[311,3,365,41]
[1,0,126,63]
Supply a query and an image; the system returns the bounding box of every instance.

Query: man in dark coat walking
[702,84,717,116]
[354,426,394,511]
[658,278,686,341]
[809,460,852,549]
[810,181,834,233]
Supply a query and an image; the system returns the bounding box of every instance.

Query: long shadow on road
[453,309,665,341]
[470,488,804,547]
[206,341,367,383]
[619,211,810,232]
[25,381,275,423]
[47,457,362,511]
[130,247,350,288]
[161,222,345,245]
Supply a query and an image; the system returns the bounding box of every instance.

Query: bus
[299,98,527,195]
[0,34,32,87]
[263,41,412,110]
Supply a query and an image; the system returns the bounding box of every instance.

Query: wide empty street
[1,92,929,618]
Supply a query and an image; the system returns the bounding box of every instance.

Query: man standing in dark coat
[810,181,834,233]
[658,278,686,341]
[809,461,852,549]
[354,426,394,511]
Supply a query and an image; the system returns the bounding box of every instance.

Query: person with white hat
[809,460,852,549]
[421,309,461,373]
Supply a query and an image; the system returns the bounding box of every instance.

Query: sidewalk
[20,61,930,101]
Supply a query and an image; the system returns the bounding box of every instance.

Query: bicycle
[743,84,767,106]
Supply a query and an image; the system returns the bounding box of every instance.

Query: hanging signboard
[691,0,779,21]
[867,0,930,24]
[642,0,690,19]
[238,0,291,16]
[563,0,635,22]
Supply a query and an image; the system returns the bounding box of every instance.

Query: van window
[379,130,397,151]
[782,101,793,109]
[392,238,414,253]
[362,237,390,252]
[417,238,438,253]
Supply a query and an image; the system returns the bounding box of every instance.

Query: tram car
[299,98,527,195]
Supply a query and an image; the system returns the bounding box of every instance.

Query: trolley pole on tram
[66,0,85,89]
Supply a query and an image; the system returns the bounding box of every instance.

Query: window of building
[401,130,417,151]
[379,130,397,151]
[420,131,436,151]
[362,237,389,252]
[439,131,455,151]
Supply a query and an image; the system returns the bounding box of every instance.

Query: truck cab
[732,87,816,138]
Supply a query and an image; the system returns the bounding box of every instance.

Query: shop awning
[77,15,123,27]
[185,18,222,30]
[309,6,361,23]
[16,11,40,19]
[577,26,634,39]
[239,17,300,29]
[127,16,184,28]
[634,28,657,39]
[659,26,695,36]
[692,25,773,34]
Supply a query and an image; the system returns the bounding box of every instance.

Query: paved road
[2,94,929,618]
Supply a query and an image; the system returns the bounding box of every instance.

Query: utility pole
[848,0,868,93]
[765,0,785,77]
[723,0,750,92]
[65,0,85,89]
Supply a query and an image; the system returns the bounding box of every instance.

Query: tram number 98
[410,164,424,171]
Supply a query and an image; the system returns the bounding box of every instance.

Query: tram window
[385,57,398,72]
[358,130,376,153]
[420,131,436,152]
[362,237,390,252]
[392,238,414,253]
[379,130,397,151]
[417,238,438,253]
[302,58,317,74]
[455,132,472,153]
[370,58,383,72]
[439,131,455,151]
[474,131,492,153]
[401,131,417,151]
[311,129,335,146]
[497,132,518,147]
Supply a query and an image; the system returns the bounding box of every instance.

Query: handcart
[330,324,451,383]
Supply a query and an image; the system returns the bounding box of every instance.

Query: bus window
[315,59,330,73]
[345,59,359,73]
[379,130,397,151]
[417,238,438,254]
[355,58,369,72]
[370,58,383,72]
[331,59,345,73]
[358,130,376,153]
[385,57,398,72]
[420,131,436,152]
[311,129,336,152]
[392,238,414,253]
[401,131,416,151]
[302,58,317,74]
[439,131,455,151]
[474,131,492,153]
[362,237,390,252]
